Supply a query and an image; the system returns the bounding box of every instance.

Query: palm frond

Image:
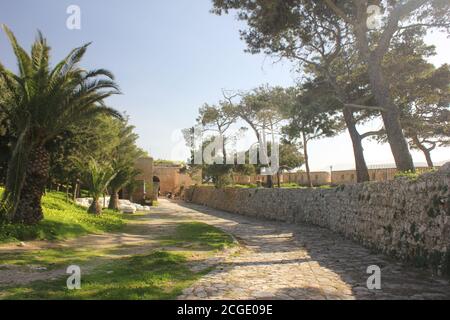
[0,27,122,218]
[1,25,32,79]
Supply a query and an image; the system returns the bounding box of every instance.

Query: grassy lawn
[0,217,236,299]
[0,188,125,243]
[159,222,235,250]
[0,247,110,271]
[0,186,236,300]
[1,251,208,300]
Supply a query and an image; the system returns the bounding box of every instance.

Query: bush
[394,168,437,181]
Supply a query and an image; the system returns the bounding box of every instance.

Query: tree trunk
[367,57,415,172]
[343,108,370,182]
[266,175,273,188]
[72,181,79,202]
[381,108,415,172]
[108,190,119,211]
[276,170,281,188]
[411,135,434,168]
[302,132,313,188]
[352,20,414,172]
[88,198,102,215]
[66,185,70,202]
[422,149,433,168]
[248,125,274,189]
[12,144,50,225]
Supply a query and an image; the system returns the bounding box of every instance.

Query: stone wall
[153,165,200,196]
[184,164,450,275]
[123,157,154,202]
[233,166,440,186]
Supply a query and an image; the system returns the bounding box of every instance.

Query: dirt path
[169,200,450,300]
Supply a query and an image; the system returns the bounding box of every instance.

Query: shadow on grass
[1,251,207,300]
[0,220,93,243]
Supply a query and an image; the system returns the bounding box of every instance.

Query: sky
[0,0,448,171]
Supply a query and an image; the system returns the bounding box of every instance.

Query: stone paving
[163,200,450,300]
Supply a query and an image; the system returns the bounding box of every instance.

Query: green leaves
[75,157,117,199]
[0,26,120,142]
[0,26,122,219]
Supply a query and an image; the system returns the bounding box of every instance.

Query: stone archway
[153,176,160,199]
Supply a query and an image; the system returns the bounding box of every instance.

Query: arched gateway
[121,157,200,203]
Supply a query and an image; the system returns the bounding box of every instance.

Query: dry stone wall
[184,164,450,275]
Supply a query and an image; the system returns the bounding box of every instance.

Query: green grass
[278,183,304,189]
[231,184,258,189]
[0,222,236,300]
[0,187,126,243]
[0,186,237,300]
[159,221,235,250]
[0,221,235,270]
[0,251,209,300]
[0,247,109,271]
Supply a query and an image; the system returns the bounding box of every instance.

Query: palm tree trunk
[88,197,102,215]
[13,144,50,225]
[108,190,119,211]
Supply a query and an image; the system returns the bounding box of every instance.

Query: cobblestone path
[164,200,450,300]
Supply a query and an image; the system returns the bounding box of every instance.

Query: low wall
[184,164,450,275]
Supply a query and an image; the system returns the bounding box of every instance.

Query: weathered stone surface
[184,164,450,275]
[172,200,450,300]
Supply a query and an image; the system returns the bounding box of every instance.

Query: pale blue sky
[1,1,448,170]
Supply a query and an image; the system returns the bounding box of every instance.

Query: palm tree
[107,121,144,210]
[0,26,121,224]
[108,166,140,211]
[78,158,116,215]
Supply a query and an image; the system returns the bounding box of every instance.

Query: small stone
[18,242,26,247]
